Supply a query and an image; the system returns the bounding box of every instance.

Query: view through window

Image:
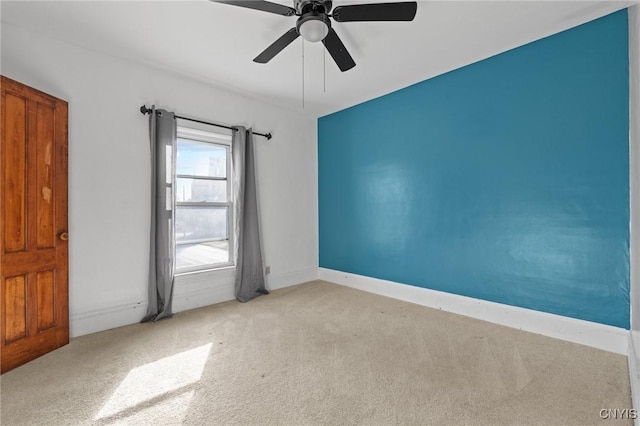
[175,126,233,272]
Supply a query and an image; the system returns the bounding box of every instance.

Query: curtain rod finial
[140,105,152,115]
[266,133,272,140]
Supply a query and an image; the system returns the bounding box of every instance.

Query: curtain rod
[139,105,272,140]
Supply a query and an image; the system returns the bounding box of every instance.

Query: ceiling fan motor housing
[296,1,332,42]
[294,0,332,15]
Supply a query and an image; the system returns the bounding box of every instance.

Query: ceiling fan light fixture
[215,0,418,72]
[297,14,329,42]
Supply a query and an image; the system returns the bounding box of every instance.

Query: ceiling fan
[212,0,418,72]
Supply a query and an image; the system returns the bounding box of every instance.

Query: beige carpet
[0,280,632,425]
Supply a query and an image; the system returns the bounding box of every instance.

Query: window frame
[174,125,234,274]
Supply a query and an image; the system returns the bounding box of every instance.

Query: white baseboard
[70,267,318,338]
[630,332,640,423]
[267,266,318,291]
[71,290,235,339]
[70,301,147,338]
[319,268,629,355]
[173,266,318,311]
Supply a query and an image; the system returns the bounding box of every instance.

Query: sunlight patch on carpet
[95,343,212,420]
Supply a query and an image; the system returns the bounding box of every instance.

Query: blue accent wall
[318,11,630,328]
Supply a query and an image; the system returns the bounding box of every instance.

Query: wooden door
[0,76,69,374]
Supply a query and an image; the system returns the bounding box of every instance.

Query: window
[174,125,233,273]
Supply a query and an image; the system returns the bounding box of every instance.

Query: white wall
[629,4,640,417]
[0,23,319,337]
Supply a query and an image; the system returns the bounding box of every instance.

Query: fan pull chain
[323,42,326,93]
[302,39,305,109]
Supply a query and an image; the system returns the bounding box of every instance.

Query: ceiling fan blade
[332,2,417,22]
[254,28,300,63]
[322,28,356,72]
[212,1,296,16]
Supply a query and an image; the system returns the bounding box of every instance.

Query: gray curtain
[232,127,268,302]
[142,106,176,322]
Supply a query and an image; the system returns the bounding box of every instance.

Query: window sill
[175,265,235,277]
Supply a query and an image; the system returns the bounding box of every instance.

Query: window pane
[176,139,227,178]
[176,241,229,270]
[176,178,227,202]
[175,207,228,243]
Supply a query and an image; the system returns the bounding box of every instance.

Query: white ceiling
[1,0,636,117]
